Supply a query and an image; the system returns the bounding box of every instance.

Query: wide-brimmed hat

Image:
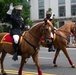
[15,5,23,10]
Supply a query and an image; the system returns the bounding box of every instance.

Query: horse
[40,22,76,68]
[0,20,53,75]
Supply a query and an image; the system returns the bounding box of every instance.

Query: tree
[0,0,7,20]
[0,0,32,26]
[0,0,32,32]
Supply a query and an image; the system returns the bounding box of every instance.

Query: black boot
[48,45,55,52]
[48,37,55,52]
[12,42,18,61]
[47,41,55,52]
[12,52,18,61]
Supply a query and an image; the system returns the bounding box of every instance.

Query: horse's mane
[58,22,74,30]
[30,21,44,30]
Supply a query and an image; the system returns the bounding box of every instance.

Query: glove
[54,27,58,30]
[9,3,14,10]
[7,3,14,15]
[50,13,55,19]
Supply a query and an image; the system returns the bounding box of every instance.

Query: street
[0,47,76,75]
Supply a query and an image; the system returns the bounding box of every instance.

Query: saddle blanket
[0,33,22,44]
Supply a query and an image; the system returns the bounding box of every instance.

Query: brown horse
[0,20,53,75]
[40,22,76,68]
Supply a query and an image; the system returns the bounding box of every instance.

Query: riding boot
[12,42,18,61]
[47,40,55,52]
[48,45,55,52]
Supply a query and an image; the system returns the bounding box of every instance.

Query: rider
[45,10,55,52]
[6,3,25,61]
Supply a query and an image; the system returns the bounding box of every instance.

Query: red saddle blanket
[1,33,22,44]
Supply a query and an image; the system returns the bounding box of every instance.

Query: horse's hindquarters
[1,44,14,55]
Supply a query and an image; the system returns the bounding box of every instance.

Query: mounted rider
[45,9,55,52]
[6,3,26,61]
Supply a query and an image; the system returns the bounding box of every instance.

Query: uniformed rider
[6,3,25,61]
[45,10,55,52]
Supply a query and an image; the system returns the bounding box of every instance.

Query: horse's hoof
[54,64,57,67]
[1,71,7,75]
[72,64,76,68]
[2,73,7,75]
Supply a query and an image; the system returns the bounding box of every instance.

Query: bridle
[28,21,52,43]
[41,23,52,43]
[22,21,52,50]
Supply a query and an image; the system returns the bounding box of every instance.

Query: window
[71,0,76,3]
[71,5,76,16]
[38,0,44,9]
[59,6,65,17]
[58,0,65,4]
[59,21,64,27]
[38,0,44,19]
[39,9,44,19]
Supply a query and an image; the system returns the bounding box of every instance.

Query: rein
[54,22,76,41]
[57,29,71,34]
[55,32,68,40]
[54,29,71,41]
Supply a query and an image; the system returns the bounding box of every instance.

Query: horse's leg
[32,50,42,75]
[61,47,76,68]
[18,55,26,75]
[53,49,60,67]
[0,51,7,75]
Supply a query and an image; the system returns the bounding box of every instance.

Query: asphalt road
[0,47,76,75]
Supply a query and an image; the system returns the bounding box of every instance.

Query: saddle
[0,33,22,55]
[0,33,22,44]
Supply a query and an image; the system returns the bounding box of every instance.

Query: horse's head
[22,20,53,46]
[71,22,76,39]
[41,20,53,44]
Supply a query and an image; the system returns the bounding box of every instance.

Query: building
[29,0,76,27]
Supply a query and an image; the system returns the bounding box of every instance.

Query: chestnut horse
[40,22,76,68]
[0,20,53,75]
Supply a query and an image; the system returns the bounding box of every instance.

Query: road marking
[0,69,56,75]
